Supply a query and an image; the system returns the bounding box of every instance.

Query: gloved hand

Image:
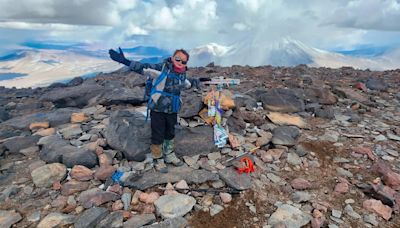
[109,47,131,66]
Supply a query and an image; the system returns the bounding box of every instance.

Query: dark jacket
[129,58,193,114]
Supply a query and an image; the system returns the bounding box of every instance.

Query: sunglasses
[174,56,188,65]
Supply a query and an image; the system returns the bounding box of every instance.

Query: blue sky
[0,0,400,55]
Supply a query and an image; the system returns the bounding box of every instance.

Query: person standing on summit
[109,48,202,173]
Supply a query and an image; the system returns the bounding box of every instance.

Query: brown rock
[291,178,312,190]
[98,153,112,166]
[61,180,90,195]
[95,146,104,155]
[266,112,307,128]
[139,192,160,204]
[143,204,156,214]
[334,182,349,194]
[352,147,375,161]
[51,195,68,209]
[29,121,49,130]
[363,199,392,220]
[53,181,62,190]
[108,184,123,195]
[70,165,94,181]
[78,188,120,209]
[71,112,89,123]
[265,149,284,161]
[372,161,400,190]
[256,134,272,147]
[95,166,116,181]
[112,200,124,211]
[34,128,56,136]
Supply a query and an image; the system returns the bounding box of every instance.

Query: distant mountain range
[0,39,399,88]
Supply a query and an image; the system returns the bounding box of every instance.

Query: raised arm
[109,47,163,74]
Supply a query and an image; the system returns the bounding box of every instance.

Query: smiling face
[171,51,188,69]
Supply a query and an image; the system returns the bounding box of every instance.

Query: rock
[19,146,39,156]
[363,199,392,220]
[334,182,349,194]
[304,87,337,105]
[363,214,379,226]
[267,173,282,184]
[70,165,94,181]
[371,161,400,190]
[366,77,388,91]
[272,126,300,146]
[105,110,151,161]
[291,191,311,203]
[154,194,196,219]
[387,133,400,141]
[27,211,41,222]
[37,212,76,228]
[29,121,50,130]
[96,82,144,106]
[139,192,160,204]
[266,112,307,128]
[331,209,342,218]
[61,180,90,195]
[234,94,258,109]
[3,135,41,153]
[59,124,82,139]
[141,217,187,228]
[74,206,109,228]
[71,113,90,123]
[78,188,120,209]
[344,204,361,219]
[95,166,116,181]
[0,210,22,228]
[34,127,56,136]
[352,147,375,161]
[287,152,302,166]
[210,204,224,216]
[336,167,353,178]
[95,211,124,228]
[219,167,252,190]
[31,163,67,187]
[291,178,312,190]
[260,88,305,113]
[219,192,232,204]
[123,214,156,228]
[180,92,203,118]
[112,200,124,211]
[67,76,84,86]
[268,204,312,228]
[0,107,10,123]
[175,126,215,157]
[124,166,218,190]
[62,148,98,168]
[207,152,221,161]
[175,180,189,190]
[40,82,104,108]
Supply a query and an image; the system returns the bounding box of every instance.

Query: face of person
[171,51,188,68]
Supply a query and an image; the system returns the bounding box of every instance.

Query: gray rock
[105,110,151,161]
[61,148,98,168]
[124,166,218,190]
[287,152,302,166]
[121,192,132,211]
[96,211,123,228]
[344,204,361,219]
[31,163,67,187]
[96,82,144,106]
[142,217,187,228]
[175,126,215,157]
[180,92,203,118]
[37,212,76,228]
[75,207,109,228]
[268,204,312,228]
[0,107,10,123]
[336,167,353,178]
[59,124,83,139]
[0,185,20,201]
[219,167,252,190]
[267,173,282,184]
[363,213,379,226]
[366,77,388,91]
[26,210,41,222]
[154,194,196,218]
[210,204,224,216]
[3,135,41,153]
[78,188,120,209]
[291,191,311,203]
[0,210,22,228]
[260,88,305,113]
[272,126,300,146]
[123,214,156,228]
[331,209,342,218]
[234,94,258,109]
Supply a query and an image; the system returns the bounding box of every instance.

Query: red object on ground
[237,157,255,174]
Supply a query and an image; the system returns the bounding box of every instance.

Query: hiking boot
[154,159,168,173]
[150,144,163,159]
[163,139,184,166]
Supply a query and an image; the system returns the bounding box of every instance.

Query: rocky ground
[0,64,400,228]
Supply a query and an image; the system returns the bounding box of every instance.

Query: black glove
[109,47,131,66]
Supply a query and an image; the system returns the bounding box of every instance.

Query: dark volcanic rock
[3,135,41,153]
[272,126,300,146]
[180,92,203,118]
[40,82,103,108]
[234,94,258,109]
[227,109,247,134]
[96,211,124,228]
[105,110,151,161]
[366,77,388,91]
[62,149,98,168]
[96,81,144,106]
[175,126,215,157]
[124,166,219,190]
[74,206,109,228]
[304,87,337,105]
[67,77,84,87]
[0,107,10,123]
[260,88,305,113]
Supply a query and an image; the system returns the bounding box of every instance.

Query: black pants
[150,111,177,145]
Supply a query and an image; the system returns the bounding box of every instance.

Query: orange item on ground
[237,157,255,174]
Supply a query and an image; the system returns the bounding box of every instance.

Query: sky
[0,0,400,54]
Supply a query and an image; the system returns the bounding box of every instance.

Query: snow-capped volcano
[189,38,400,70]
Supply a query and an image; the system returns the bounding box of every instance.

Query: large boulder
[175,126,215,157]
[180,92,203,118]
[105,110,151,161]
[3,135,41,153]
[304,87,337,105]
[260,88,305,113]
[366,77,388,91]
[40,81,103,108]
[95,80,144,106]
